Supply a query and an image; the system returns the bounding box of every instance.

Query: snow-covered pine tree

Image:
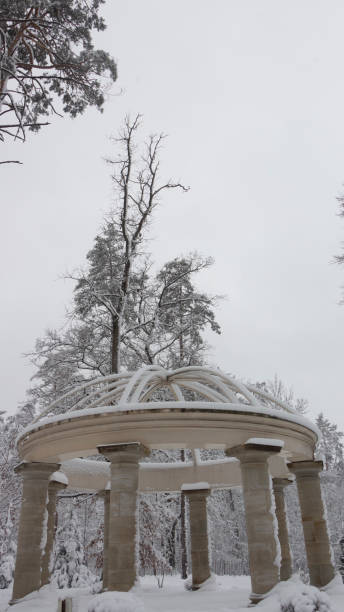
[316,413,344,473]
[53,506,96,589]
[0,0,117,154]
[315,413,344,569]
[125,254,221,369]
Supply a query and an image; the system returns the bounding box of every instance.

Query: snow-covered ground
[0,575,344,612]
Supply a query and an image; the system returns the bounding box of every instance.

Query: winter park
[3,2,344,612]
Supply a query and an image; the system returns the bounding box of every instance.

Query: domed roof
[33,365,297,424]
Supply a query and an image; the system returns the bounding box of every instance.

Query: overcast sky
[2,0,344,430]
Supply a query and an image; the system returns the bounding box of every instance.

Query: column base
[184,573,212,591]
[9,594,32,606]
[249,594,263,605]
[320,572,344,591]
[249,591,271,605]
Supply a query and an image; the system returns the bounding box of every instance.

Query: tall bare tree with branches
[70,114,189,373]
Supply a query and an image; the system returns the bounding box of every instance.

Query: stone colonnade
[11,442,336,605]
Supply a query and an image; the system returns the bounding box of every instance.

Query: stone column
[226,442,282,604]
[272,478,293,581]
[12,461,60,602]
[41,479,67,587]
[289,460,335,587]
[183,486,211,589]
[99,489,110,589]
[97,443,149,591]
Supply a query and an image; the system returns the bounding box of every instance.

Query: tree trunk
[179,334,184,365]
[180,449,188,579]
[168,519,178,569]
[228,489,240,552]
[111,316,121,374]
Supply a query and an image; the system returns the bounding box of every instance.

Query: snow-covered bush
[87,591,144,612]
[279,581,334,612]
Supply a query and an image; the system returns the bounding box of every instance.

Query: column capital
[226,442,282,463]
[98,488,110,498]
[272,477,293,491]
[288,460,323,477]
[48,480,67,493]
[97,442,150,462]
[14,461,60,478]
[182,486,211,501]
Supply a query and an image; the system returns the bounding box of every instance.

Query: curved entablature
[31,365,296,425]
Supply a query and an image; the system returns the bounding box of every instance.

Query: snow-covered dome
[33,365,296,424]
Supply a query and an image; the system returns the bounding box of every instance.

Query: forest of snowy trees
[0,116,344,594]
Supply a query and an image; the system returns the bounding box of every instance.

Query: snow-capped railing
[32,365,296,424]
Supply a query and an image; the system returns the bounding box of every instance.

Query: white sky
[2,0,344,430]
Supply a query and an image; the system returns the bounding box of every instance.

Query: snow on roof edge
[17,401,320,446]
[181,482,210,491]
[245,438,285,448]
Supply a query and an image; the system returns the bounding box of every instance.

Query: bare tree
[70,115,188,373]
[255,375,308,414]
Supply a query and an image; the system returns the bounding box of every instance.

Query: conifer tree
[0,0,117,152]
[316,413,344,473]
